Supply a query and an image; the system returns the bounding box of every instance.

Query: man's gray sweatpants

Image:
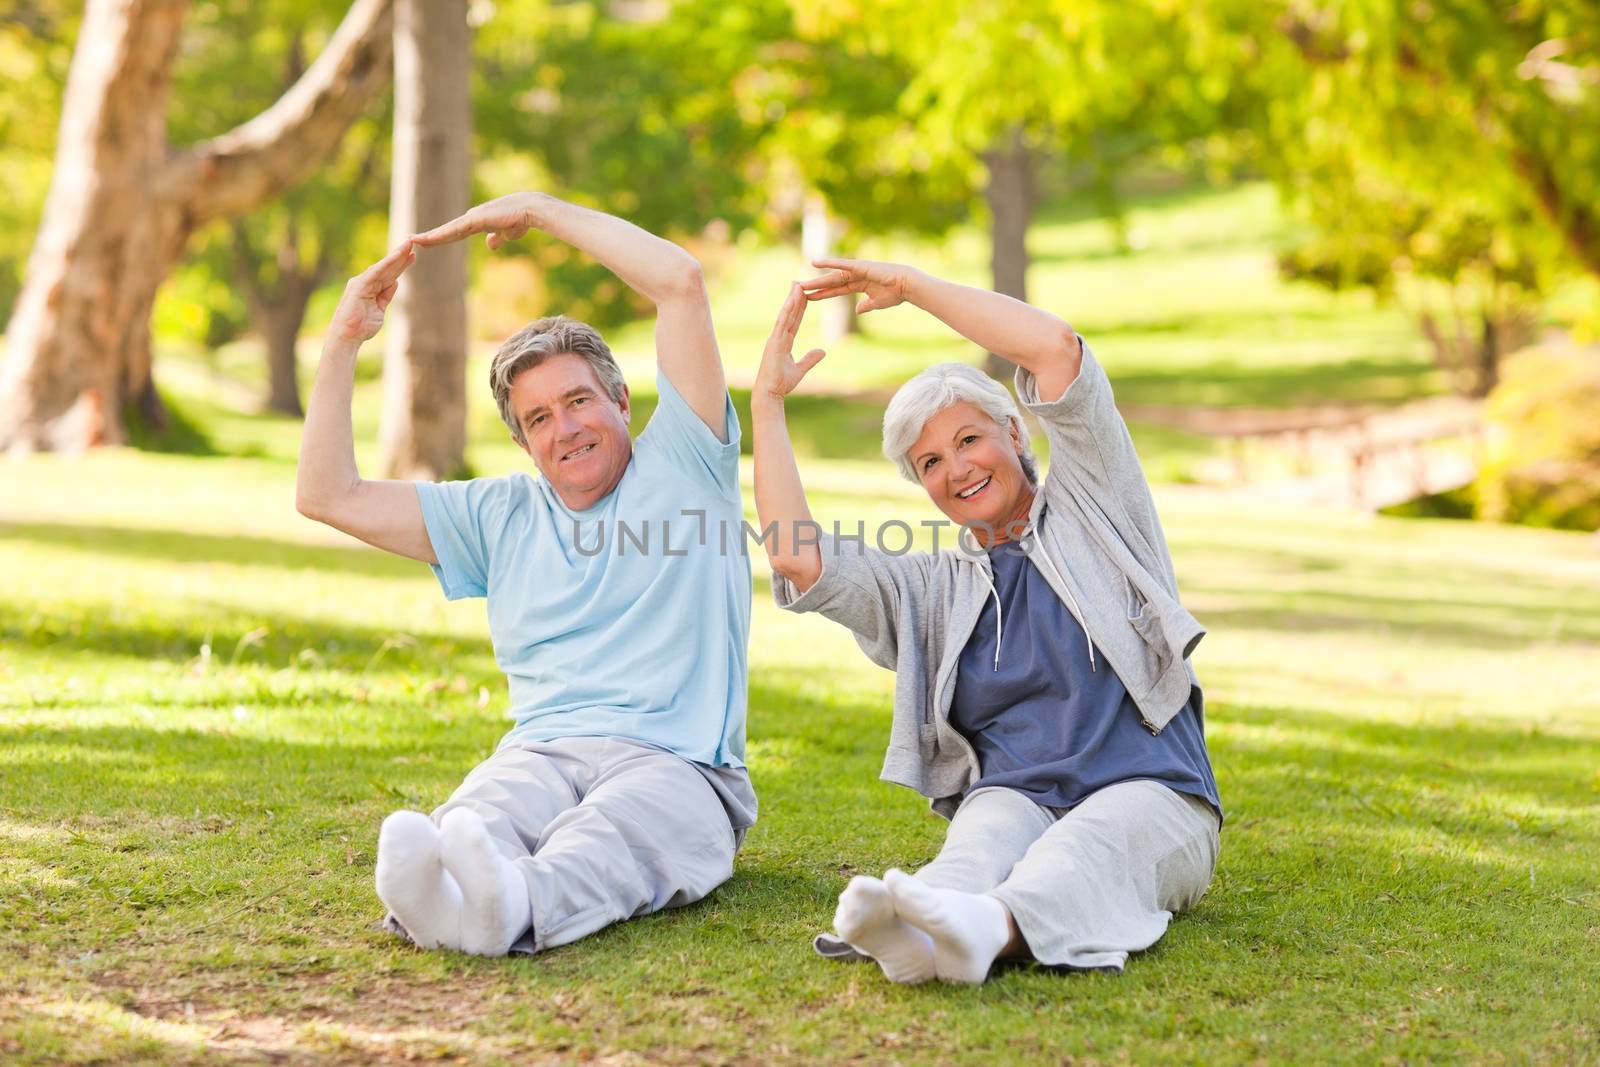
[406,736,753,955]
[918,779,1220,971]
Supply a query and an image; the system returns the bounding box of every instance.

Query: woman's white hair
[882,362,1038,484]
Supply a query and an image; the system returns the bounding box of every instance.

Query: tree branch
[168,0,394,225]
[1510,141,1600,279]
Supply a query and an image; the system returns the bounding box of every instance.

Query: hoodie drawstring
[978,566,1004,671]
[1028,537,1097,672]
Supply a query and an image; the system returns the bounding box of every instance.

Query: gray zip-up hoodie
[772,339,1204,818]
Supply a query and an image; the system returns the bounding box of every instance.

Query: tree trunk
[379,0,471,480]
[801,191,859,343]
[232,213,326,419]
[264,306,308,416]
[252,257,321,418]
[1509,134,1600,281]
[981,127,1037,380]
[0,0,188,451]
[0,0,393,454]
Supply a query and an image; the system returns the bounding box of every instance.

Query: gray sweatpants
[389,736,753,955]
[918,780,1220,971]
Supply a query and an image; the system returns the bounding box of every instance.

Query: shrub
[1475,344,1600,531]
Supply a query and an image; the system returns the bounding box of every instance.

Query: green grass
[4,459,1598,1064]
[4,182,1598,1063]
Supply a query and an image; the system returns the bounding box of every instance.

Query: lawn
[2,182,1598,1064]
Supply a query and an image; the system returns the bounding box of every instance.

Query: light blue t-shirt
[415,372,750,768]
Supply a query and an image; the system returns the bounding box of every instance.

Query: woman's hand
[799,258,915,313]
[755,283,827,404]
[327,240,417,345]
[410,192,541,251]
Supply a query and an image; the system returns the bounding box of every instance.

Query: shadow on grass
[0,521,420,579]
[4,676,1598,1062]
[6,684,1592,858]
[0,598,492,682]
[1194,591,1600,649]
[123,390,219,457]
[1108,357,1438,409]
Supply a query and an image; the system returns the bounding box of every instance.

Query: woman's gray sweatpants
[917,780,1220,971]
[387,736,751,955]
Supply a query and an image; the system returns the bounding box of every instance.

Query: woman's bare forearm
[751,395,822,594]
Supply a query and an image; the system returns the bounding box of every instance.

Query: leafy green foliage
[1260,0,1600,345]
[159,0,391,355]
[1476,343,1600,531]
[474,0,777,326]
[788,0,1258,225]
[1279,193,1548,396]
[471,0,972,328]
[0,0,77,326]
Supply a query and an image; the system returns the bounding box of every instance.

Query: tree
[1279,190,1549,398]
[1260,0,1600,388]
[378,0,471,480]
[474,0,777,330]
[486,0,972,340]
[164,1,393,418]
[0,0,392,453]
[0,1,78,329]
[739,11,974,340]
[791,0,1249,376]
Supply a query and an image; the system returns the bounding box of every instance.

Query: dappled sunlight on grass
[4,180,1599,1063]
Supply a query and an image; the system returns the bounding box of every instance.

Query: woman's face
[908,401,1031,533]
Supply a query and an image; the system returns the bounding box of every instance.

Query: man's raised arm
[412,192,729,440]
[295,241,439,565]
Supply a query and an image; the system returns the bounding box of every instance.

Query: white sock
[438,807,531,957]
[885,868,1011,985]
[833,875,936,984]
[375,810,464,951]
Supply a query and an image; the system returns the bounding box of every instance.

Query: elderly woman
[751,261,1221,984]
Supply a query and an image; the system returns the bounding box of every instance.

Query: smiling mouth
[955,476,992,500]
[561,443,596,461]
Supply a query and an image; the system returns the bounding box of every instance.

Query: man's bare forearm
[523,193,702,304]
[296,337,363,518]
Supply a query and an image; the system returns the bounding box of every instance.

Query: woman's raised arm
[751,284,828,593]
[800,259,1083,402]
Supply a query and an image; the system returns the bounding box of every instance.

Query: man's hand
[329,240,417,345]
[410,193,540,251]
[756,284,827,405]
[798,258,915,314]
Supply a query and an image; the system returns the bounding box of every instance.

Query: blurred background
[1,0,1596,529]
[4,5,1600,1060]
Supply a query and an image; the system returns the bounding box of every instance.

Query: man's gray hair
[882,362,1038,484]
[490,316,626,446]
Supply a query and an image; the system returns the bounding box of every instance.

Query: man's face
[509,353,633,511]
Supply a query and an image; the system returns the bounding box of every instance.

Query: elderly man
[296,192,754,956]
